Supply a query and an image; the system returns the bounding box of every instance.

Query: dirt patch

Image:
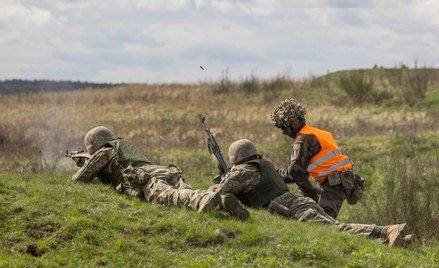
[13,242,47,257]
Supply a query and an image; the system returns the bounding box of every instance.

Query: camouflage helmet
[229,139,258,164]
[270,99,307,128]
[84,126,116,154]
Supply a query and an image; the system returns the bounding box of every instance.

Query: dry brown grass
[1,70,438,172]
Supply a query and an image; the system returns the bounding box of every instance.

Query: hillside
[1,67,439,266]
[0,79,120,95]
[1,173,436,267]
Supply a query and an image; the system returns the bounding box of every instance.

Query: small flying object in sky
[200,66,204,70]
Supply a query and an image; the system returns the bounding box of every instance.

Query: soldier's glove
[276,166,289,176]
[73,157,86,167]
[213,174,222,184]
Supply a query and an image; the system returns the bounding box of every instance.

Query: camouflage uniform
[268,192,376,237]
[276,129,354,219]
[117,164,217,212]
[73,128,222,213]
[215,157,414,243]
[214,139,381,240]
[208,158,289,209]
[208,164,262,196]
[272,99,357,219]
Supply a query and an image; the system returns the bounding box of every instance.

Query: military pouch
[340,169,355,191]
[116,183,145,200]
[347,174,366,205]
[123,165,151,185]
[327,172,342,186]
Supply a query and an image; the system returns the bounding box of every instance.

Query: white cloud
[0,2,53,26]
[0,0,438,83]
[194,0,208,9]
[133,0,190,11]
[54,2,90,11]
[209,0,277,15]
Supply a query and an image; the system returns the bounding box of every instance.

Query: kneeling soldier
[210,139,416,246]
[271,99,365,219]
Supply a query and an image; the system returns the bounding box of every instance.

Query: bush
[405,67,433,106]
[262,77,291,104]
[342,133,439,240]
[213,69,233,95]
[339,71,374,103]
[240,72,259,94]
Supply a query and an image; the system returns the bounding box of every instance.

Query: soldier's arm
[212,164,262,196]
[277,166,295,183]
[287,134,322,195]
[72,147,116,183]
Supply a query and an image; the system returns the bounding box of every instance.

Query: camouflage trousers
[318,177,352,219]
[268,192,375,238]
[116,165,217,211]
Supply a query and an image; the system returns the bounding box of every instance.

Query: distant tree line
[0,79,123,95]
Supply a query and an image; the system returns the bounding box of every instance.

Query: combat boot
[198,192,221,213]
[402,234,417,245]
[221,193,250,220]
[381,223,406,246]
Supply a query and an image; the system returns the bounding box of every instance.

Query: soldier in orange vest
[271,99,364,219]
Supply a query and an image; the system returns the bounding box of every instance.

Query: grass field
[1,67,439,266]
[1,173,438,267]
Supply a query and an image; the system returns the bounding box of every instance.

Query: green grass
[425,88,439,109]
[1,173,437,267]
[2,67,439,266]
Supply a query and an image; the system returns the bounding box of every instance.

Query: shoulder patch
[291,143,301,161]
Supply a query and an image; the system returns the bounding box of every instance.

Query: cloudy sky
[1,0,438,84]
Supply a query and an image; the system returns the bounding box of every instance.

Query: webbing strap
[315,158,351,183]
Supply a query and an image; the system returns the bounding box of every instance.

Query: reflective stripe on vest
[314,158,351,182]
[295,125,352,183]
[307,149,341,172]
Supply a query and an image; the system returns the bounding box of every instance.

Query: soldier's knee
[322,206,337,219]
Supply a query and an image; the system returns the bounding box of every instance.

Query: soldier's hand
[213,174,222,184]
[276,165,288,176]
[73,157,86,167]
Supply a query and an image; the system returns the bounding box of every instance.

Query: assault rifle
[65,150,91,159]
[65,150,91,167]
[200,116,229,183]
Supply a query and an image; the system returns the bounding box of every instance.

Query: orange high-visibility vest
[295,125,352,183]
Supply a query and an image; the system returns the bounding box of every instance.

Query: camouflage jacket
[72,147,119,185]
[208,163,262,195]
[277,133,322,196]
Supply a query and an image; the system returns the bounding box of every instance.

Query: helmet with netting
[84,126,116,154]
[229,139,258,164]
[270,99,307,128]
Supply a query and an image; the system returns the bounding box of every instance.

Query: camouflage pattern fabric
[217,160,376,237]
[276,132,350,219]
[119,165,217,211]
[268,192,375,237]
[319,179,350,219]
[276,134,322,202]
[207,163,263,195]
[270,99,307,128]
[228,139,258,164]
[72,147,119,185]
[73,147,218,211]
[84,126,116,154]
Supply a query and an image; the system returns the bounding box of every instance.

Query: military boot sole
[386,223,406,247]
[403,234,417,245]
